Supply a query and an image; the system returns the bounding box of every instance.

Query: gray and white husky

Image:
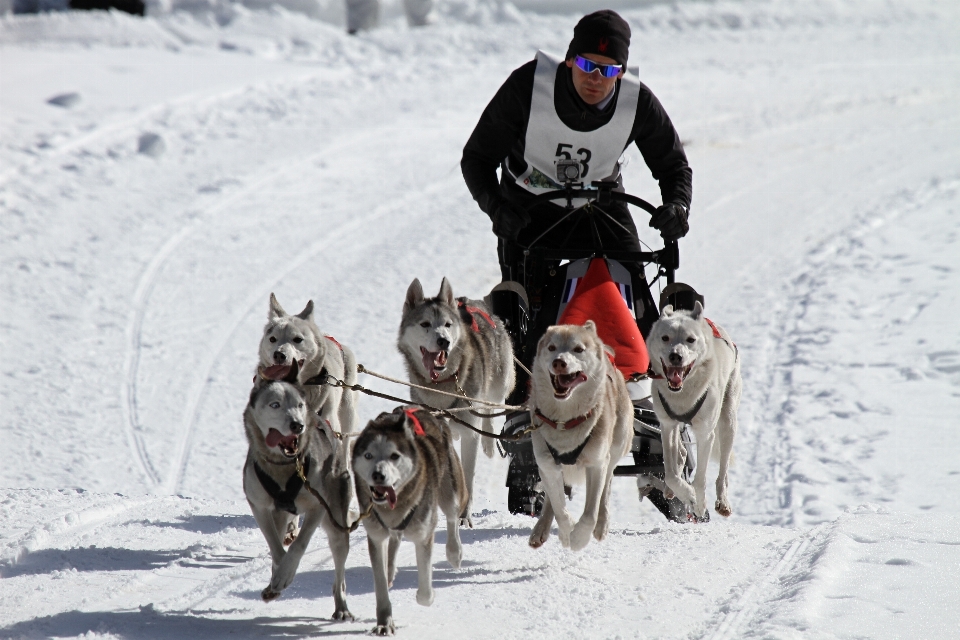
[242,361,357,618]
[647,302,741,520]
[352,408,469,636]
[527,321,633,551]
[397,277,514,525]
[258,293,358,435]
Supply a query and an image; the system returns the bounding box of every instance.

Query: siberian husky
[258,293,358,435]
[527,321,633,551]
[397,277,514,525]
[646,302,741,519]
[242,361,357,618]
[352,408,469,636]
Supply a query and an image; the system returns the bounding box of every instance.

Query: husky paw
[446,542,463,569]
[283,521,300,546]
[593,514,610,542]
[715,499,732,518]
[261,587,281,602]
[331,608,355,622]
[482,436,494,458]
[570,521,594,551]
[459,516,473,529]
[416,587,435,607]
[529,520,551,549]
[557,527,571,549]
[372,621,396,636]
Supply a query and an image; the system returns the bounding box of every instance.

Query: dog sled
[488,179,708,523]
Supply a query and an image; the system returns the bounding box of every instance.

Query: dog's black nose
[274,351,286,363]
[371,470,385,484]
[553,358,567,371]
[436,337,450,351]
[290,421,304,435]
[668,352,683,366]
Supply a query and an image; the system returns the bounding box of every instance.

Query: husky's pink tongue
[374,485,398,509]
[261,364,292,381]
[265,428,297,449]
[420,348,448,381]
[668,369,685,387]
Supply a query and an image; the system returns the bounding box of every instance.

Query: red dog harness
[403,407,426,436]
[457,300,496,333]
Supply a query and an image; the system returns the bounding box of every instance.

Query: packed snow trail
[2,1,960,638]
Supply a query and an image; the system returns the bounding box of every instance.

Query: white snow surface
[2,0,960,637]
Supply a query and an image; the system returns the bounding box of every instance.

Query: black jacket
[461,59,692,221]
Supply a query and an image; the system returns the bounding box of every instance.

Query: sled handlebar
[520,184,678,284]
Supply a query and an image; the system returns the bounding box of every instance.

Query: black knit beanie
[565,10,631,66]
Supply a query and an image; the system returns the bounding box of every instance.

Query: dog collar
[534,407,595,431]
[428,368,460,385]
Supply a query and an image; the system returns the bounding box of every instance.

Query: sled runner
[489,180,707,523]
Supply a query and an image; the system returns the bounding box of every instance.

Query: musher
[461,9,693,404]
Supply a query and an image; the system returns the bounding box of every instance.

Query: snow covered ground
[2,0,959,637]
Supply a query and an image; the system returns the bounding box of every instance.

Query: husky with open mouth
[352,408,469,636]
[242,361,358,619]
[258,293,358,435]
[647,301,741,519]
[397,277,515,526]
[527,321,633,551]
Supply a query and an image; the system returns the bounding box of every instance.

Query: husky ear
[296,300,314,321]
[269,293,287,320]
[282,359,300,384]
[404,278,424,315]
[438,277,455,307]
[583,319,598,334]
[690,301,704,321]
[660,304,674,318]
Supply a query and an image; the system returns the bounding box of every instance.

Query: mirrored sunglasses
[574,55,623,78]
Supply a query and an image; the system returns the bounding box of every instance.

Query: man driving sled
[461,10,694,517]
[461,9,692,384]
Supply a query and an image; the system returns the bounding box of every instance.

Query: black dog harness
[254,456,311,515]
[657,390,709,424]
[546,436,591,466]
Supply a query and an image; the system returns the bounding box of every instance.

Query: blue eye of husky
[269,402,280,409]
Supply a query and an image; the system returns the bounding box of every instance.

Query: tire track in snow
[168,171,461,495]
[0,495,155,572]
[120,150,335,490]
[742,176,960,526]
[703,524,825,640]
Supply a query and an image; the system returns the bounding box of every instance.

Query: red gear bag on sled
[556,257,649,379]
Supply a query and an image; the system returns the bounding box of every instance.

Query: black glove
[491,202,531,242]
[649,203,689,241]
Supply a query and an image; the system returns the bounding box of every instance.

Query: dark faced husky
[397,278,514,525]
[647,302,741,519]
[258,293,358,435]
[527,321,633,551]
[352,408,469,636]
[242,361,357,619]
